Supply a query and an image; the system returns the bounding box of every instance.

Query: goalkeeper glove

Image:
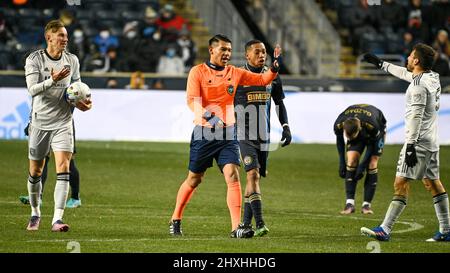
[363,53,383,69]
[281,125,291,147]
[405,144,418,168]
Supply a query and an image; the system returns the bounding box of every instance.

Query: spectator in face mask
[120,21,141,71]
[157,45,185,75]
[141,6,160,39]
[177,28,197,72]
[68,27,90,66]
[93,26,119,56]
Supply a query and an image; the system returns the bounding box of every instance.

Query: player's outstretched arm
[362,53,413,83]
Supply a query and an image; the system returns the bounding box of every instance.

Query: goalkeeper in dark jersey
[334,104,386,215]
[234,40,291,237]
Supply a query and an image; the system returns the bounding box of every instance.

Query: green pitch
[1,140,449,253]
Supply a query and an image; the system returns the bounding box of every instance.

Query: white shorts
[396,143,439,180]
[28,123,74,160]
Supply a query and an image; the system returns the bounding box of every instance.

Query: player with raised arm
[235,40,291,237]
[360,44,449,242]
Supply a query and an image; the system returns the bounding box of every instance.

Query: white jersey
[24,49,80,130]
[382,62,440,151]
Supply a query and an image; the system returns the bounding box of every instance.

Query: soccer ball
[66,82,91,106]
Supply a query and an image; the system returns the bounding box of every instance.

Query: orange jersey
[187,62,277,126]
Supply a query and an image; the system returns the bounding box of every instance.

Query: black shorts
[188,126,241,173]
[239,140,269,177]
[347,137,384,157]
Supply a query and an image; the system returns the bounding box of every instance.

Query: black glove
[363,53,383,69]
[281,125,291,147]
[339,163,346,179]
[24,122,30,136]
[405,144,418,168]
[270,56,281,73]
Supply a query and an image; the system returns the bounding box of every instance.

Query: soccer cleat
[426,231,450,242]
[51,220,69,232]
[26,216,41,231]
[361,204,374,214]
[169,219,182,236]
[340,203,355,215]
[19,195,30,205]
[254,225,269,237]
[66,198,82,208]
[361,226,390,241]
[230,223,254,238]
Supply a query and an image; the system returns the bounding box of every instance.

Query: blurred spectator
[157,45,185,75]
[156,4,189,31]
[68,26,90,66]
[432,48,450,76]
[402,31,415,58]
[349,0,378,54]
[106,78,120,89]
[432,29,450,57]
[59,10,76,34]
[377,0,405,33]
[126,71,149,89]
[13,0,28,6]
[151,79,165,89]
[405,0,431,43]
[0,11,15,45]
[83,44,104,71]
[92,47,127,73]
[176,29,197,72]
[156,4,190,43]
[120,21,141,71]
[140,6,159,39]
[430,0,450,35]
[93,26,119,56]
[135,29,164,72]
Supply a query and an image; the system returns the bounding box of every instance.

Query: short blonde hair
[45,20,65,34]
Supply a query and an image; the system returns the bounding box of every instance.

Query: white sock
[27,175,42,217]
[433,193,450,234]
[381,196,407,234]
[52,173,69,224]
[362,201,371,207]
[346,199,355,205]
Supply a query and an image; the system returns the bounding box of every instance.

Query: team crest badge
[227,85,234,95]
[244,156,253,165]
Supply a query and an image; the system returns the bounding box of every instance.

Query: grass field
[1,140,450,253]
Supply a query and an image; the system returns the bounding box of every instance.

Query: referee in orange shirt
[169,34,281,238]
